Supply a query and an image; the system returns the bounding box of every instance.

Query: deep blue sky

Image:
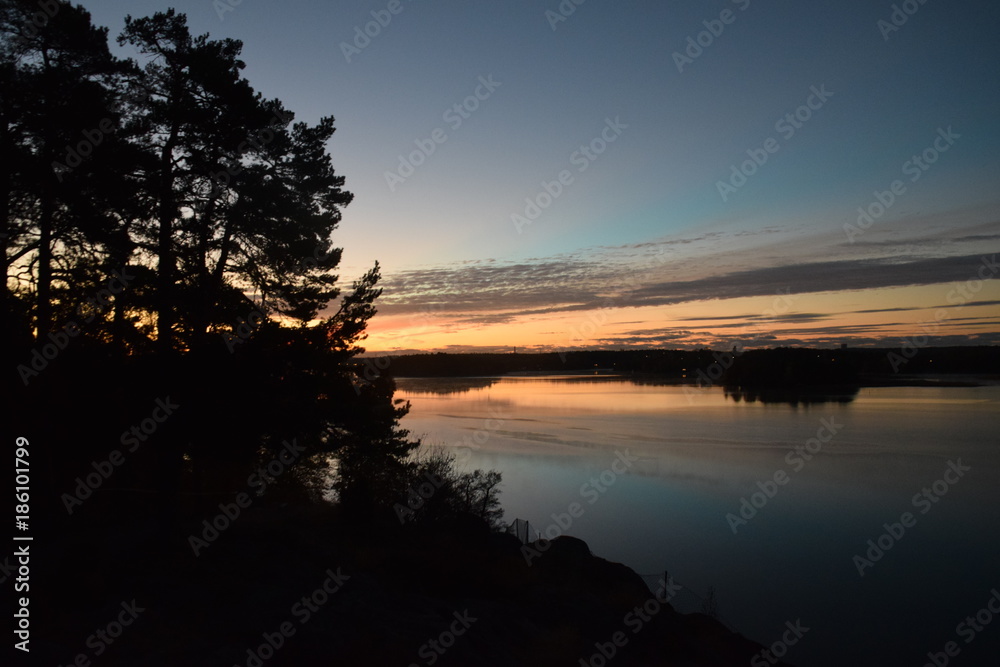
[78,0,1000,350]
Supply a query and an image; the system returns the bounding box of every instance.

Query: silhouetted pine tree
[1,6,445,523]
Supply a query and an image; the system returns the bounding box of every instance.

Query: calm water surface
[395,376,1000,667]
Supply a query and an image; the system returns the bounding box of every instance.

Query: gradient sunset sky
[83,0,1000,352]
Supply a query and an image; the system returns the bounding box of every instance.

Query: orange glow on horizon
[363,282,1000,353]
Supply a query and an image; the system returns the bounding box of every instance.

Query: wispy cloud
[359,215,999,351]
[376,248,997,321]
[625,254,996,307]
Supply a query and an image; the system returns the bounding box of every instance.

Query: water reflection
[397,375,861,408]
[722,384,860,406]
[394,376,1000,666]
[396,376,499,395]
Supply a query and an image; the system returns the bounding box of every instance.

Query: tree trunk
[193,198,217,344]
[0,123,11,329]
[156,122,179,353]
[35,183,54,336]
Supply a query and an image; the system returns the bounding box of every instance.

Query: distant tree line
[382,347,999,381]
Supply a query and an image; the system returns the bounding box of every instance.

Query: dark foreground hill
[31,503,792,667]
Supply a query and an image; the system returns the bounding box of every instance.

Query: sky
[80,0,1000,352]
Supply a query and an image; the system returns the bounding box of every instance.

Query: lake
[395,375,1000,667]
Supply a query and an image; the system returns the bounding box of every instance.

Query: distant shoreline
[393,372,999,389]
[369,346,1000,388]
